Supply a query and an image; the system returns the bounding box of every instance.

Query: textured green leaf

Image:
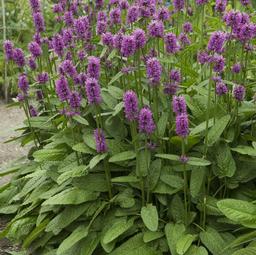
[176,234,196,255]
[111,176,139,183]
[72,143,94,154]
[187,157,211,166]
[148,159,162,191]
[43,188,99,205]
[190,119,214,135]
[79,232,100,255]
[185,245,208,255]
[157,112,169,137]
[72,115,89,125]
[109,151,136,163]
[57,224,89,255]
[231,146,256,157]
[165,223,186,255]
[141,204,159,231]
[143,231,164,243]
[161,175,184,189]
[33,149,66,162]
[208,115,230,146]
[232,247,256,255]
[217,199,256,228]
[156,154,180,161]
[136,150,151,177]
[89,153,107,169]
[190,167,205,198]
[103,217,134,244]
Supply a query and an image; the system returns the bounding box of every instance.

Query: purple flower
[232,63,241,73]
[29,0,40,12]
[96,0,104,8]
[87,56,100,80]
[18,74,29,94]
[176,113,189,137]
[197,51,210,64]
[64,11,74,26]
[97,11,107,22]
[146,57,162,85]
[240,0,250,6]
[33,12,45,33]
[113,32,124,50]
[179,33,191,47]
[173,0,185,12]
[69,91,81,109]
[123,90,139,121]
[119,0,129,9]
[94,129,108,153]
[215,0,227,12]
[157,7,170,21]
[110,8,121,25]
[28,41,42,58]
[60,60,77,78]
[3,40,14,61]
[180,155,189,163]
[172,95,187,115]
[164,33,180,54]
[52,34,64,57]
[236,23,255,42]
[127,5,139,24]
[74,16,90,39]
[148,20,164,38]
[164,82,179,96]
[62,28,73,46]
[85,78,102,105]
[13,48,26,67]
[208,31,226,53]
[36,90,43,101]
[196,0,209,4]
[97,20,107,35]
[121,35,136,57]
[53,3,63,13]
[233,85,245,101]
[183,22,193,33]
[37,72,49,84]
[55,76,71,102]
[170,69,182,83]
[29,105,38,117]
[17,93,25,102]
[211,54,225,73]
[138,107,156,135]
[216,81,228,96]
[102,32,114,47]
[78,50,86,61]
[133,29,146,50]
[28,57,37,70]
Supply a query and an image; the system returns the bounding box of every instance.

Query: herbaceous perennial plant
[1,0,256,254]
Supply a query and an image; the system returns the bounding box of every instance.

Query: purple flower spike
[148,20,164,38]
[233,85,246,101]
[37,72,49,84]
[3,40,14,61]
[197,51,210,64]
[232,63,241,73]
[18,74,29,94]
[55,76,71,102]
[172,95,187,115]
[164,33,180,54]
[123,90,139,122]
[60,60,77,78]
[121,35,136,57]
[216,81,228,96]
[133,29,146,50]
[146,57,162,85]
[28,57,37,70]
[196,0,209,4]
[240,0,250,6]
[13,48,26,67]
[164,82,179,96]
[110,8,121,25]
[113,32,124,50]
[29,0,40,12]
[127,5,139,24]
[69,91,82,109]
[215,0,227,13]
[139,107,156,135]
[28,41,42,58]
[170,69,182,83]
[173,0,185,12]
[33,12,45,33]
[87,56,100,80]
[29,105,38,117]
[94,128,108,153]
[211,55,225,73]
[157,7,170,21]
[208,31,226,53]
[176,113,189,138]
[102,32,114,47]
[85,78,102,105]
[52,34,64,57]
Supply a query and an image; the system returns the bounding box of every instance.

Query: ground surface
[0,101,28,254]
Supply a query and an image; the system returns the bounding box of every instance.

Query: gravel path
[0,101,28,254]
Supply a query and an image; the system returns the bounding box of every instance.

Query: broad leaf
[109,151,136,163]
[176,234,196,255]
[141,204,159,231]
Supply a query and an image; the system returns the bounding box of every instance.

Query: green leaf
[160,175,184,189]
[165,223,186,255]
[176,234,196,255]
[217,199,256,228]
[103,217,134,244]
[110,233,160,255]
[111,176,139,183]
[190,119,214,135]
[157,112,169,137]
[141,204,159,232]
[187,157,211,166]
[227,231,256,249]
[72,115,89,125]
[109,151,136,163]
[207,115,230,146]
[57,165,88,185]
[143,231,164,243]
[214,144,236,178]
[232,247,256,255]
[156,154,180,161]
[185,245,208,255]
[72,143,94,154]
[33,149,67,162]
[108,71,123,86]
[57,224,89,255]
[80,232,100,255]
[231,146,256,157]
[89,153,107,169]
[43,188,99,205]
[190,167,205,198]
[136,150,151,177]
[148,159,162,191]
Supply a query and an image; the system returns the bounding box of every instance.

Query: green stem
[182,139,188,225]
[103,158,113,199]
